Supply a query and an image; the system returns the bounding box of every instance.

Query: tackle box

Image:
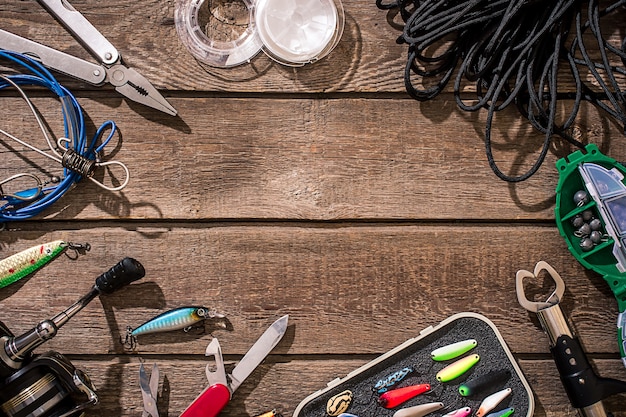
[293,313,534,417]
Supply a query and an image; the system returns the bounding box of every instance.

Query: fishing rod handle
[54,257,146,329]
[540,304,626,417]
[2,258,145,368]
[95,257,145,294]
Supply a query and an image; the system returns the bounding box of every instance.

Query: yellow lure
[436,354,480,382]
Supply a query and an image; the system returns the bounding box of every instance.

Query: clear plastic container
[175,0,263,68]
[254,0,344,66]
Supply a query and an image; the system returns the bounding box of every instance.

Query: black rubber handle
[552,335,626,409]
[94,257,145,294]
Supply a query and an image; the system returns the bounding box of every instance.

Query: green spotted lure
[0,240,87,289]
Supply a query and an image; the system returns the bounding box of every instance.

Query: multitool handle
[36,0,120,65]
[180,383,231,417]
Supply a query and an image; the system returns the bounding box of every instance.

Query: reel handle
[95,257,145,294]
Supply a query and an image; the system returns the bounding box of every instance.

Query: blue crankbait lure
[125,306,224,348]
[374,366,415,393]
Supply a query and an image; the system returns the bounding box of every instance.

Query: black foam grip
[552,335,626,409]
[94,258,145,294]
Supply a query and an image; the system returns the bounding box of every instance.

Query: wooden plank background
[1,1,626,416]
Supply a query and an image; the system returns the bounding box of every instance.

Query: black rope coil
[376,0,626,181]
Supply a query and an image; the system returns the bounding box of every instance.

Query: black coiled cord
[377,0,626,181]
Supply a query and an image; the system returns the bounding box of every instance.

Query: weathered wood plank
[1,4,625,417]
[0,225,621,356]
[0,1,623,93]
[1,97,624,221]
[57,357,626,417]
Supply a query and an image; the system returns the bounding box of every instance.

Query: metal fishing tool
[180,315,289,417]
[0,257,145,417]
[516,261,626,417]
[0,0,177,116]
[139,363,160,417]
[0,240,90,289]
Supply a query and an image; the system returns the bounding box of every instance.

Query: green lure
[431,339,477,361]
[0,240,72,289]
[436,354,480,382]
[485,408,514,417]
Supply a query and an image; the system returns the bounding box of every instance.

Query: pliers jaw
[516,260,565,313]
[0,0,178,116]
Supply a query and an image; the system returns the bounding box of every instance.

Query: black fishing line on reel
[0,258,145,417]
[376,0,626,182]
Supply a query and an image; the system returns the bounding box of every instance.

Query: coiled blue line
[0,50,117,221]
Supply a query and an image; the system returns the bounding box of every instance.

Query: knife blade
[229,314,289,393]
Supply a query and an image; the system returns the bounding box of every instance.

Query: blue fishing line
[0,50,118,222]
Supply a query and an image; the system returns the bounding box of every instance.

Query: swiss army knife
[181,315,289,417]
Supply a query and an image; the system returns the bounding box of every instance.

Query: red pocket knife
[180,315,289,417]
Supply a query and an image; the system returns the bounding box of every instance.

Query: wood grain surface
[1,1,626,416]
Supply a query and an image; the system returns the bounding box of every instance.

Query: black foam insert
[295,315,532,417]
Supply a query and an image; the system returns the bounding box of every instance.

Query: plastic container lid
[254,0,344,66]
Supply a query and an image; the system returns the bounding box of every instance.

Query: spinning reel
[0,257,145,417]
